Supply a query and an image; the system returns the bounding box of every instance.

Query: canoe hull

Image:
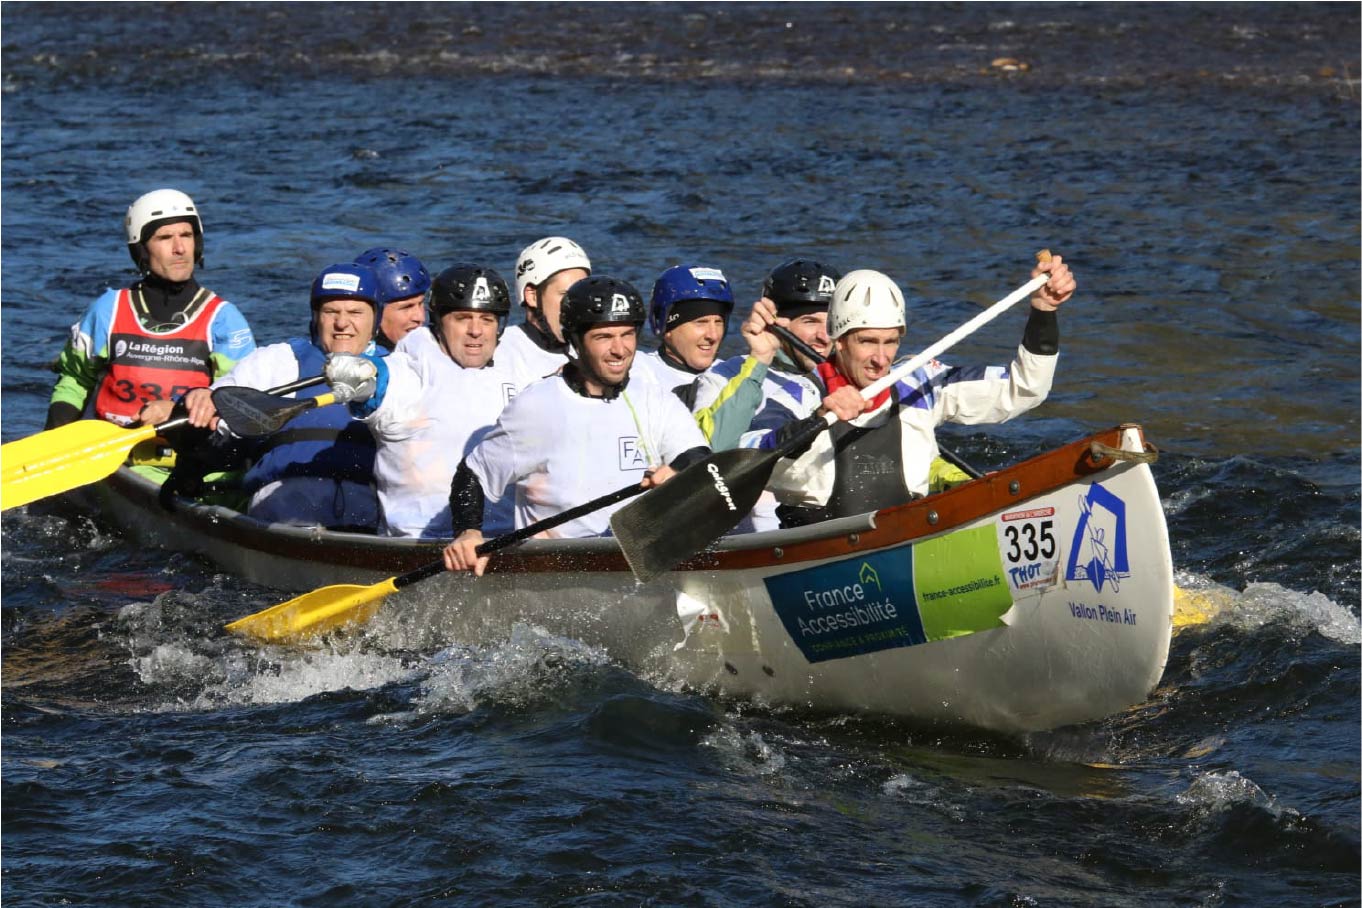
[83,425,1174,733]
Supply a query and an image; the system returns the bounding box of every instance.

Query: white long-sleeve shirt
[361,328,518,537]
[753,345,1057,505]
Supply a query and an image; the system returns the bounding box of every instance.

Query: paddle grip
[767,323,826,366]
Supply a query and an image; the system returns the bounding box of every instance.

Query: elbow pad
[448,459,487,534]
[1022,308,1059,356]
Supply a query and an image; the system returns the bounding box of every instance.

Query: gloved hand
[324,352,380,404]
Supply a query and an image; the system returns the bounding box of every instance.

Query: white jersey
[465,372,708,538]
[495,323,568,392]
[631,348,700,396]
[361,328,518,538]
[757,345,1057,505]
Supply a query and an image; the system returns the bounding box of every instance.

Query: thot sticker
[997,506,1060,597]
[321,273,362,293]
[610,293,632,313]
[617,436,647,471]
[689,267,726,282]
[1066,483,1131,593]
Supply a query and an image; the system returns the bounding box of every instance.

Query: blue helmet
[310,263,381,343]
[649,265,735,338]
[353,247,431,304]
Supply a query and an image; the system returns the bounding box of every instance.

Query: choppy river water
[3,4,1358,906]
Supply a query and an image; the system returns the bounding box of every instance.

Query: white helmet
[513,236,591,304]
[125,189,202,246]
[827,270,906,340]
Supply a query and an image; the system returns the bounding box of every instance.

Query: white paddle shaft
[821,272,1052,426]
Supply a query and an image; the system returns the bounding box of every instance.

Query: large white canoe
[83,424,1174,734]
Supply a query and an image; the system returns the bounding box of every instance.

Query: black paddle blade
[212,386,320,438]
[610,446,784,583]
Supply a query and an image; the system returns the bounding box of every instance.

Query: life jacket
[242,339,377,492]
[94,287,226,425]
[779,386,915,528]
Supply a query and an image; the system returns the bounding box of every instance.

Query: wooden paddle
[224,480,651,644]
[1,376,329,511]
[610,267,1053,583]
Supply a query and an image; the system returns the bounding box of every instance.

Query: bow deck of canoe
[80,424,1175,734]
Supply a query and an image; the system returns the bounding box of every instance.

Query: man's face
[786,311,831,367]
[578,324,638,388]
[439,310,500,369]
[665,314,725,371]
[526,268,589,342]
[315,298,375,355]
[380,294,426,344]
[834,327,903,389]
[144,221,196,283]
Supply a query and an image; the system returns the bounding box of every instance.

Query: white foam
[1176,769,1300,822]
[411,623,610,716]
[1174,572,1360,645]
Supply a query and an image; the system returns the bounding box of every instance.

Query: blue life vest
[242,339,378,492]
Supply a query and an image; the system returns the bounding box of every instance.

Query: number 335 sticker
[997,507,1060,596]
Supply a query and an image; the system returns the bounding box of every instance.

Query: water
[2,3,1358,905]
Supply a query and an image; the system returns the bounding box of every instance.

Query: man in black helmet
[47,189,255,435]
[693,259,841,452]
[442,275,711,575]
[324,264,521,538]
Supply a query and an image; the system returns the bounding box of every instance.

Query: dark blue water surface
[3,4,1359,906]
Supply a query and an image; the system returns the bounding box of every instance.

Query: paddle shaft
[767,323,983,479]
[381,481,650,592]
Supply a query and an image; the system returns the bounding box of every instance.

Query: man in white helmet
[495,236,592,391]
[743,255,1076,526]
[46,189,256,432]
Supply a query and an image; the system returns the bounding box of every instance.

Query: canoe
[82,424,1175,734]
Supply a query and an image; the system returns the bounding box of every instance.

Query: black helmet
[559,275,646,343]
[430,264,511,322]
[762,259,841,316]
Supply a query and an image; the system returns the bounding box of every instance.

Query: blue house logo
[1065,483,1130,593]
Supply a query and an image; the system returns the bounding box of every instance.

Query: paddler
[632,264,735,403]
[747,254,1076,526]
[186,263,387,529]
[441,276,711,576]
[353,247,432,350]
[496,235,592,390]
[323,264,520,538]
[692,259,842,451]
[46,189,256,431]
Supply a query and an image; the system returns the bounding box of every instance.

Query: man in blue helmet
[439,276,710,575]
[354,247,431,350]
[634,264,735,404]
[324,264,521,538]
[191,263,388,529]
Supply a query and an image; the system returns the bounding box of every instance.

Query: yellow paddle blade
[1173,584,1230,628]
[1,420,159,511]
[224,576,400,644]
